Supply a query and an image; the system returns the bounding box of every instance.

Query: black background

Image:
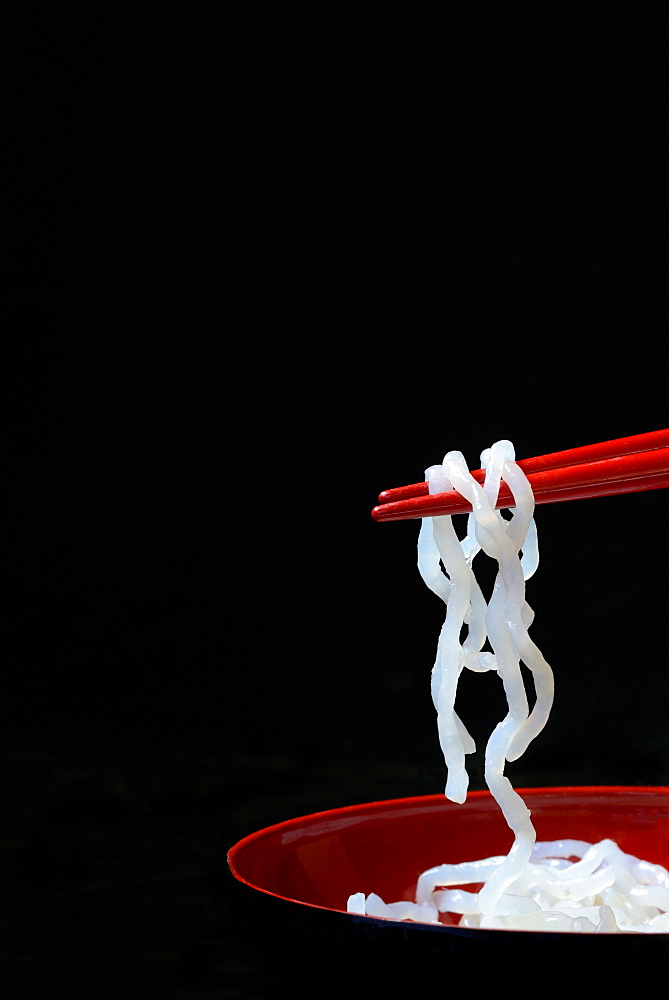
[9,5,669,997]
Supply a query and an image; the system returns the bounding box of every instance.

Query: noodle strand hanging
[348,440,668,933]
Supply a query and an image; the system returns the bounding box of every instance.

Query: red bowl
[228,786,668,987]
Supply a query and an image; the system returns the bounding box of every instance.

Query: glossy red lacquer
[372,429,669,522]
[228,786,669,928]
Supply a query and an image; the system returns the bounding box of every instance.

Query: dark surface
[9,6,669,997]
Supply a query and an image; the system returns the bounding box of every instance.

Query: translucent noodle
[348,440,668,933]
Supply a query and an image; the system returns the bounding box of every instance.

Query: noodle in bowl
[229,787,669,944]
[228,439,668,963]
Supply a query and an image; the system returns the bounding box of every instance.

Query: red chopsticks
[371,429,669,522]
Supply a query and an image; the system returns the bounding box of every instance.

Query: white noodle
[348,440,668,932]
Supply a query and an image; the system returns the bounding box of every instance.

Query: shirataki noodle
[348,441,669,933]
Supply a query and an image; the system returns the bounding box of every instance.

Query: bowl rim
[227,784,669,929]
